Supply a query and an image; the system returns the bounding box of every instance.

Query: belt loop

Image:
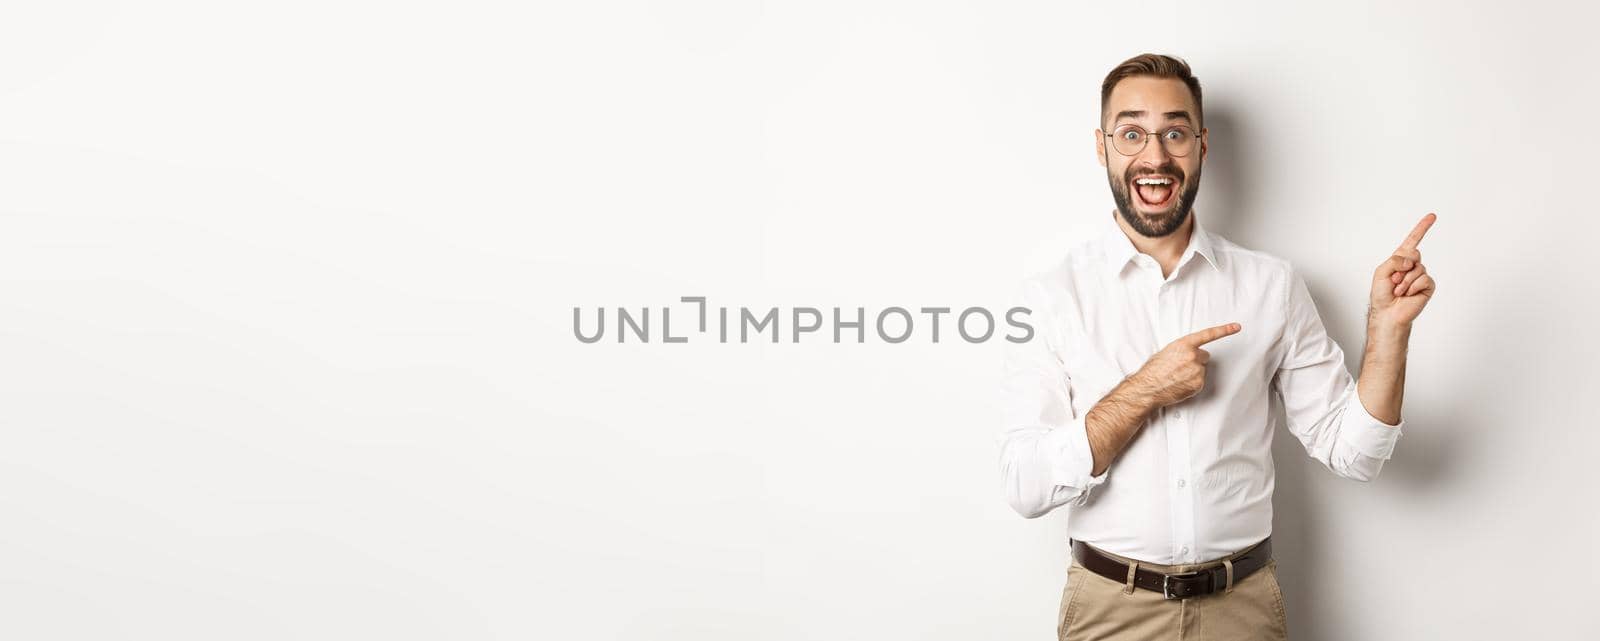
[1124,561,1138,595]
[1223,558,1235,594]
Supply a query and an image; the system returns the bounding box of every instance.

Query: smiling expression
[1096,75,1208,238]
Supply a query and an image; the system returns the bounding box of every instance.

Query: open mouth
[1132,175,1178,210]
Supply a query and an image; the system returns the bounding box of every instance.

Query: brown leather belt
[1070,537,1273,600]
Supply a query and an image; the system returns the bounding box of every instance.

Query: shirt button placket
[1158,280,1197,564]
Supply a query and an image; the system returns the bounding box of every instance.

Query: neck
[1114,209,1195,278]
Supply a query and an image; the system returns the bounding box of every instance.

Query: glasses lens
[1112,126,1146,155]
[1162,127,1196,157]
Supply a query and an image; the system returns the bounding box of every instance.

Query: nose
[1137,134,1172,165]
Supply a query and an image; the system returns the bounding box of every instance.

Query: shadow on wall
[1198,101,1472,641]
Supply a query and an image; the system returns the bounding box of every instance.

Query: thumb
[1376,254,1415,280]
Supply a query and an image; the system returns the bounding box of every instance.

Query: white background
[3,1,1597,639]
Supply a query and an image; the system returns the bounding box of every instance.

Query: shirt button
[1177,478,1187,488]
[1180,546,1190,556]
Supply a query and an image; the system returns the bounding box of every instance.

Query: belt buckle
[1161,571,1206,600]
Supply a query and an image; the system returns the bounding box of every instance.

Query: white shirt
[998,212,1403,564]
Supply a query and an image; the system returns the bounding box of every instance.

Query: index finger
[1398,213,1437,250]
[1180,322,1241,346]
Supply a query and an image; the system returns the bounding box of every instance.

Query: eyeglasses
[1103,124,1200,157]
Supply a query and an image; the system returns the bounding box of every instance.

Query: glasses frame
[1102,123,1203,158]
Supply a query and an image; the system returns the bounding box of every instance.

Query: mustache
[1125,164,1185,183]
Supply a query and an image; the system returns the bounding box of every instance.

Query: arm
[1273,266,1401,481]
[1355,319,1411,425]
[997,280,1106,519]
[1359,213,1438,424]
[998,278,1241,518]
[1273,212,1437,481]
[1085,321,1242,475]
[1084,377,1158,477]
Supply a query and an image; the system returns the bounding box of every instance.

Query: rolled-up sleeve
[997,279,1108,518]
[1272,266,1403,482]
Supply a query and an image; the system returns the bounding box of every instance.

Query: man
[998,53,1436,640]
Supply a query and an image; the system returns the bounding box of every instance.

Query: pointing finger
[1181,322,1241,346]
[1398,213,1437,251]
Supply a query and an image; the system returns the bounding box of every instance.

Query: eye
[1164,129,1188,141]
[1121,130,1142,141]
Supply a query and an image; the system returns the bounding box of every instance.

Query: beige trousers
[1057,544,1289,641]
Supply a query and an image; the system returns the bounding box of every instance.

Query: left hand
[1370,213,1438,326]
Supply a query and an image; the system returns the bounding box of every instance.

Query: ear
[1095,128,1107,168]
[1199,127,1208,162]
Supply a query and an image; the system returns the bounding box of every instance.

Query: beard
[1108,161,1202,238]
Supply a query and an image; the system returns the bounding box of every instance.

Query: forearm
[1356,313,1412,425]
[1086,376,1158,476]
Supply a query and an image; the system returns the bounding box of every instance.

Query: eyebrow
[1113,110,1195,124]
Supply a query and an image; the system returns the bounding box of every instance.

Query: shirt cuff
[1041,415,1110,504]
[1341,391,1404,460]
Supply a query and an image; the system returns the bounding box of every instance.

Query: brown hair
[1100,53,1203,128]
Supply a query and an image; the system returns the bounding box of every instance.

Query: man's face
[1096,76,1208,238]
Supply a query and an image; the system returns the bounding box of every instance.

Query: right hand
[1131,322,1242,408]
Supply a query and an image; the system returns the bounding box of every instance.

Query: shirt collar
[1100,212,1221,275]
